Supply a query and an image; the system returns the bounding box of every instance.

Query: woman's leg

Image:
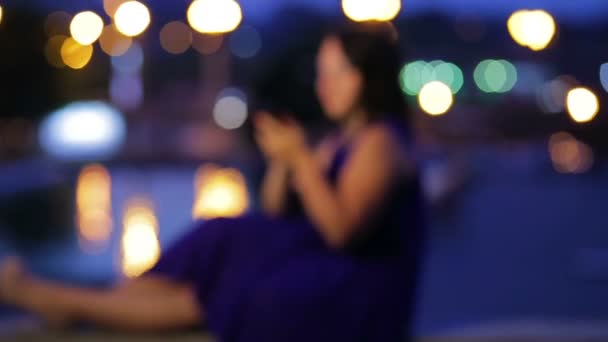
[116,275,185,296]
[0,259,203,332]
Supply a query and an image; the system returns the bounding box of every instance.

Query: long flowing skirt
[147,214,413,341]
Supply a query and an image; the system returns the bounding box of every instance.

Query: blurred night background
[1,0,608,339]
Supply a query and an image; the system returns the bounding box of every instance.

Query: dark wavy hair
[327,22,408,121]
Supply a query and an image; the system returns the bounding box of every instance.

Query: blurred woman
[1,23,425,341]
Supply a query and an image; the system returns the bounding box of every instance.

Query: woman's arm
[292,126,410,249]
[259,161,290,217]
[260,137,336,217]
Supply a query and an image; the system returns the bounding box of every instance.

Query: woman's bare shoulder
[315,133,340,168]
[353,122,416,176]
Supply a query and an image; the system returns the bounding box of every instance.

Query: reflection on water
[192,164,249,220]
[121,197,161,278]
[76,164,113,253]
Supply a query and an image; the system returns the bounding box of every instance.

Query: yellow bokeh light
[507,10,527,46]
[507,9,556,51]
[523,10,556,51]
[160,21,193,55]
[76,164,113,251]
[104,0,126,17]
[121,199,161,278]
[376,0,401,21]
[342,0,402,22]
[114,1,151,37]
[99,24,133,56]
[549,132,594,174]
[187,0,242,34]
[70,11,104,46]
[0,5,3,25]
[566,87,600,123]
[60,37,94,70]
[77,165,111,207]
[193,165,249,220]
[45,35,68,68]
[418,81,454,116]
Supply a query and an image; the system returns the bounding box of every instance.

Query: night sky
[8,0,608,23]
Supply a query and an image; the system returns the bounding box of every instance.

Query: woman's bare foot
[0,258,72,329]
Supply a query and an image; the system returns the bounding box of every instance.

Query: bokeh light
[549,132,594,174]
[434,62,464,94]
[44,11,71,37]
[99,24,132,57]
[400,61,428,96]
[400,60,463,95]
[508,9,556,51]
[193,165,249,219]
[536,77,570,114]
[104,0,126,17]
[213,88,248,130]
[342,0,401,22]
[110,74,144,110]
[45,35,68,68]
[77,164,113,252]
[507,10,529,47]
[600,63,608,93]
[70,11,104,46]
[418,81,454,116]
[229,25,262,59]
[566,87,600,123]
[192,33,224,55]
[160,21,193,55]
[473,60,492,92]
[60,37,94,70]
[39,101,127,160]
[187,0,243,34]
[121,198,161,278]
[0,6,3,25]
[114,1,151,37]
[474,59,517,93]
[111,42,143,74]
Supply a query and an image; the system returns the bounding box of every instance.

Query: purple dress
[147,119,425,341]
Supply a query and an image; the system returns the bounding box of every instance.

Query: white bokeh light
[342,0,401,22]
[507,9,556,51]
[213,88,248,130]
[40,101,127,160]
[70,11,104,45]
[418,81,454,116]
[114,1,151,37]
[187,0,242,34]
[566,87,600,123]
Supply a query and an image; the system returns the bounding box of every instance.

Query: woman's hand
[254,112,307,166]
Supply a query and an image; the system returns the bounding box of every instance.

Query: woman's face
[315,37,363,121]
